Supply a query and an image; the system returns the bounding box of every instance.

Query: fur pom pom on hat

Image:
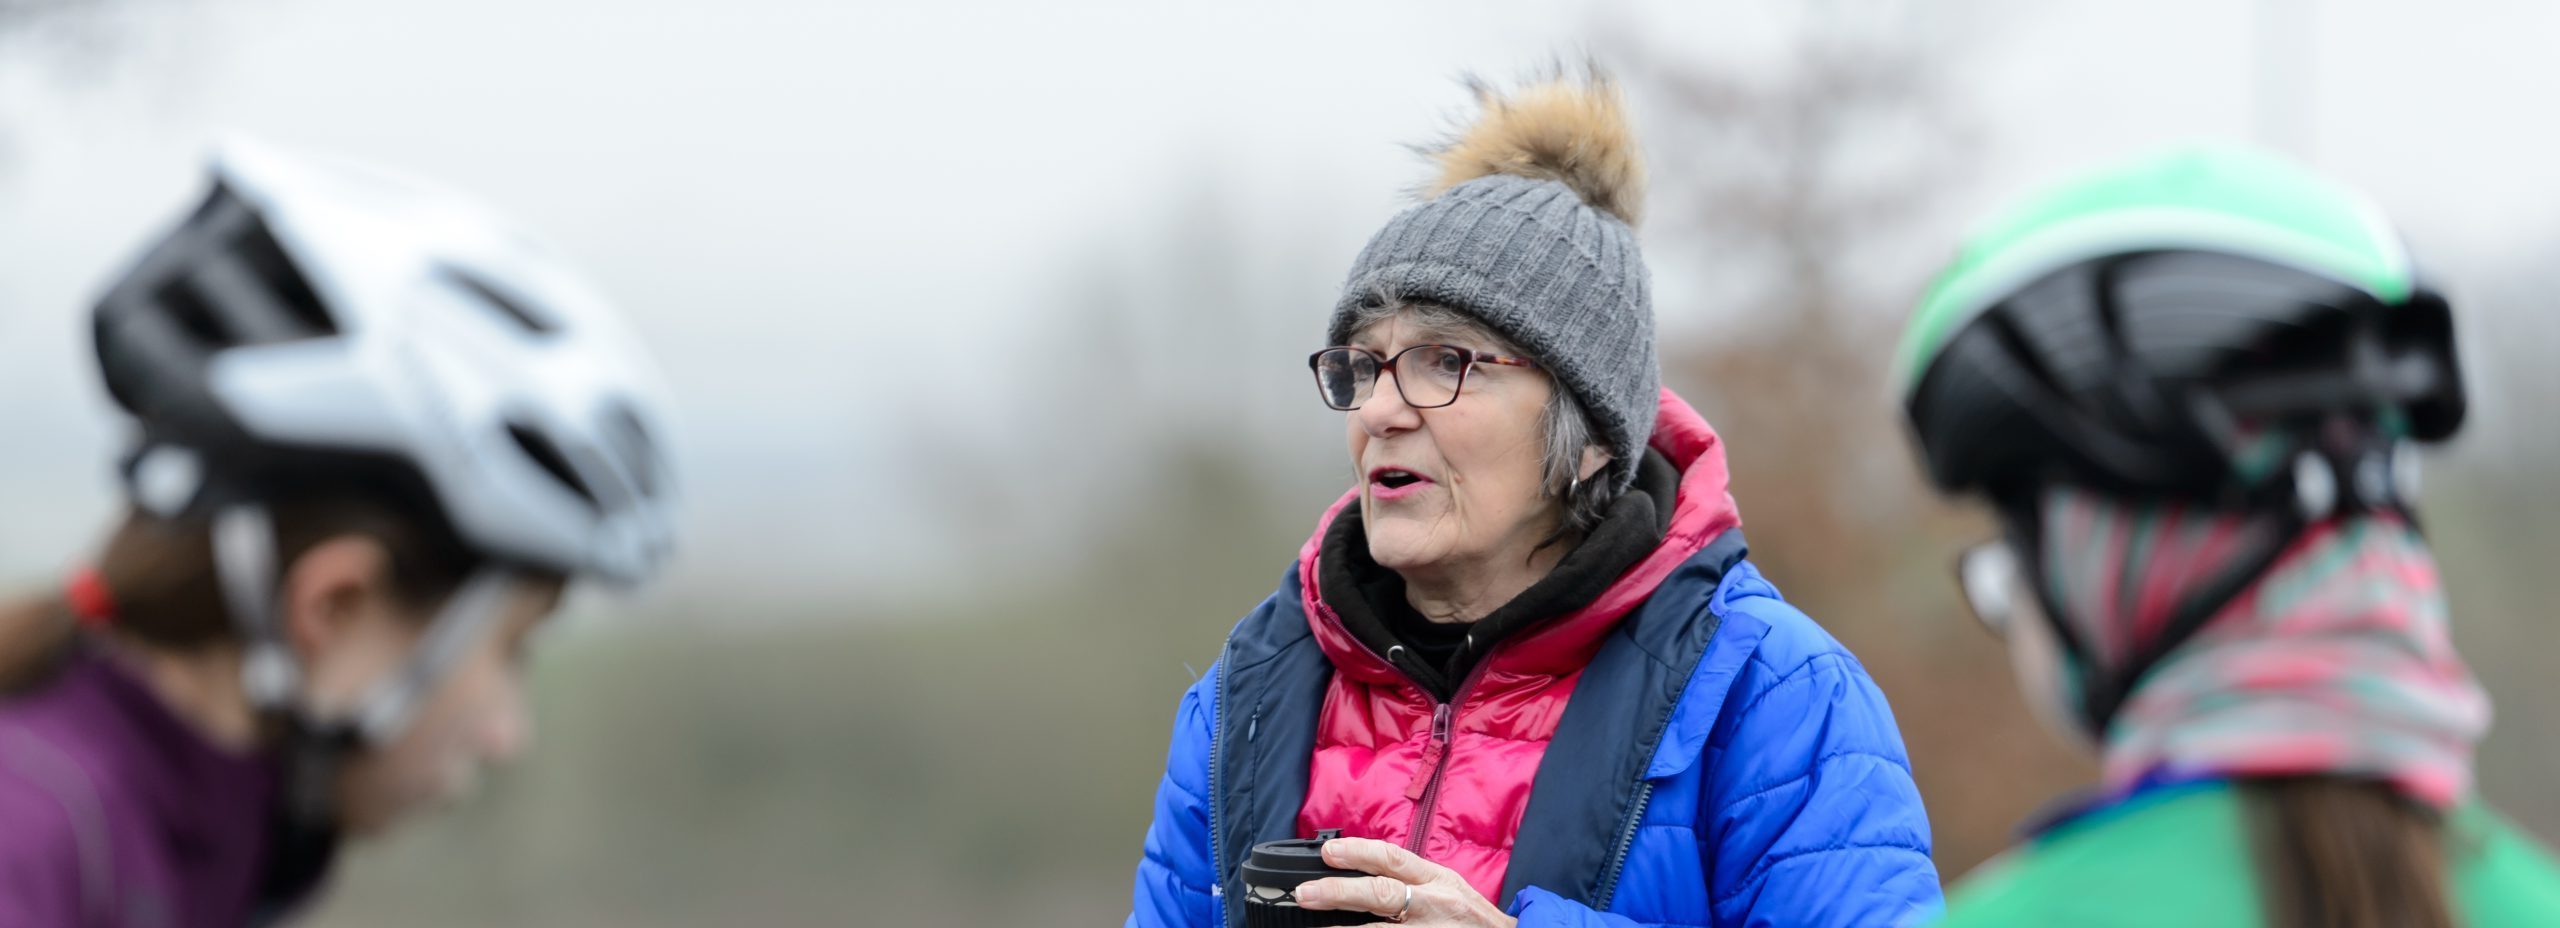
[1429,73,1646,226]
[1331,68,1659,491]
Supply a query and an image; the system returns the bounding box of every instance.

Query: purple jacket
[0,644,279,927]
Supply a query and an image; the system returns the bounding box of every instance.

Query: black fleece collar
[1318,450,1680,700]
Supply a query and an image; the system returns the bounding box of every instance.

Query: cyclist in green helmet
[1896,144,2560,928]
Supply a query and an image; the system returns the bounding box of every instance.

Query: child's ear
[277,535,397,664]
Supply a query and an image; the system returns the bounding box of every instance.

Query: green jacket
[1936,781,2560,927]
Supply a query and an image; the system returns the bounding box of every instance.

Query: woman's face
[284,543,563,837]
[1344,313,1560,579]
[334,580,557,837]
[1989,540,2096,752]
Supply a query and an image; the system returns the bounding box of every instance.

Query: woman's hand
[1293,837,1518,927]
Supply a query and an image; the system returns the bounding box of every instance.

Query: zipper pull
[1403,703,1454,801]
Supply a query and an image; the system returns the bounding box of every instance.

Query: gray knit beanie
[1328,73,1657,491]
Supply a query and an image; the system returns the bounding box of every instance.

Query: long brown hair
[0,497,485,693]
[2242,776,2455,928]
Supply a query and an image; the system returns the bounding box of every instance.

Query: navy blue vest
[1206,532,1747,925]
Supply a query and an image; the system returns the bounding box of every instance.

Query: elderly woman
[1126,73,1939,928]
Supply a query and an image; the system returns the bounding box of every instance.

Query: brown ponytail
[0,497,486,694]
[0,597,81,694]
[2243,776,2455,928]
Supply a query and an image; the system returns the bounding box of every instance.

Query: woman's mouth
[1367,467,1435,502]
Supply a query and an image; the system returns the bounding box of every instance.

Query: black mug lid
[1240,830,1368,890]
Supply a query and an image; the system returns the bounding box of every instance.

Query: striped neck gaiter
[2035,485,2491,809]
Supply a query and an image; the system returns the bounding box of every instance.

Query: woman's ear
[277,535,397,664]
[1577,447,1612,484]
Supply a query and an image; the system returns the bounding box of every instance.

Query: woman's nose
[482,683,534,765]
[1355,370,1424,435]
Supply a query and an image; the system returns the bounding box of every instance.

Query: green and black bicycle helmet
[1899,145,2471,730]
[1897,144,2463,510]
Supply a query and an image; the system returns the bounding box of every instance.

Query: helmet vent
[599,401,664,499]
[231,223,337,338]
[1985,305,2073,405]
[151,276,230,346]
[441,266,555,336]
[507,422,601,513]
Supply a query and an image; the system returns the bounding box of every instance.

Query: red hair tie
[65,566,119,629]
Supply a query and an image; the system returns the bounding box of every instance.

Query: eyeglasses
[1307,344,1541,411]
[1953,541,2024,637]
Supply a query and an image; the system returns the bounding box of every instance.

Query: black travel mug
[1239,830,1376,927]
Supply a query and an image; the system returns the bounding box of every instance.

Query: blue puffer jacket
[1128,542,1941,927]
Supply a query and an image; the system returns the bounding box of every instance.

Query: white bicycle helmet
[93,138,676,586]
[90,138,681,765]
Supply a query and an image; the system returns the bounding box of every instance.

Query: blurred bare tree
[898,171,1347,595]
[0,0,88,30]
[0,0,175,172]
[1602,7,2093,874]
[0,0,163,66]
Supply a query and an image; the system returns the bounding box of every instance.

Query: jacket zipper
[1207,640,1232,909]
[1399,654,1493,856]
[1589,779,1653,912]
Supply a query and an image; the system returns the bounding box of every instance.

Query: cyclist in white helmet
[0,139,677,926]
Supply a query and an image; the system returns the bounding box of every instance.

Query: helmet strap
[208,502,521,846]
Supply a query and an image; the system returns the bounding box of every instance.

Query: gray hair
[1342,293,1619,541]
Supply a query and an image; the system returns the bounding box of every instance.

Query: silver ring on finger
[1392,881,1413,923]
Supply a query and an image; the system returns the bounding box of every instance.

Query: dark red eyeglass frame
[1306,344,1542,411]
